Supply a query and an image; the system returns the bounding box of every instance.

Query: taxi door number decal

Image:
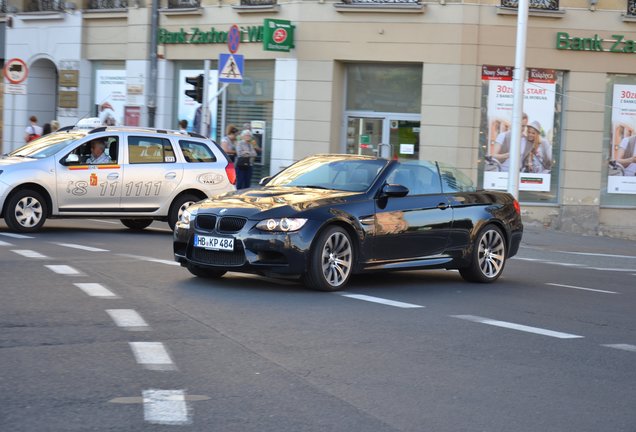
[124,181,162,197]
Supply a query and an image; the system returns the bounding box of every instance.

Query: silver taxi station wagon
[0,126,236,232]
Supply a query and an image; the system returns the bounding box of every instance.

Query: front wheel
[168,193,199,230]
[187,264,226,279]
[459,224,507,283]
[303,226,354,291]
[120,219,153,230]
[5,189,48,233]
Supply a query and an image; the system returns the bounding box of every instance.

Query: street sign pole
[507,0,529,199]
[202,59,211,136]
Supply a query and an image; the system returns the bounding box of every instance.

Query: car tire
[5,189,48,233]
[459,224,507,283]
[187,263,226,279]
[120,219,153,230]
[168,193,199,231]
[303,225,354,291]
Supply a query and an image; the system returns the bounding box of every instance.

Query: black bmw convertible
[174,154,523,291]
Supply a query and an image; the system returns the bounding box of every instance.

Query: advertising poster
[608,84,636,194]
[482,66,557,192]
[178,70,218,139]
[95,70,127,126]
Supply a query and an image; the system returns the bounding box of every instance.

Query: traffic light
[185,74,204,103]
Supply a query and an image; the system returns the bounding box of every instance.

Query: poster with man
[481,66,557,192]
[95,70,127,126]
[608,85,636,194]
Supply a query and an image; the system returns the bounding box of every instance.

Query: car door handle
[165,172,177,180]
[437,202,448,210]
[107,173,119,180]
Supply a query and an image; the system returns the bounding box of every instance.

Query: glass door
[345,115,420,160]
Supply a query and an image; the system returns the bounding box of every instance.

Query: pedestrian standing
[24,116,43,143]
[235,129,258,189]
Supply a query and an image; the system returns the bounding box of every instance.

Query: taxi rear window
[178,140,217,163]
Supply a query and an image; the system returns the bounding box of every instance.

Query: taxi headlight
[256,218,308,232]
[179,207,197,228]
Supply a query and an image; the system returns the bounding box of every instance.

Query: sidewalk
[521,225,636,257]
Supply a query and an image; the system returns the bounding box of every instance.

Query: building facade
[2,0,636,238]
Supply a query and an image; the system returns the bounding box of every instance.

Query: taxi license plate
[194,234,234,251]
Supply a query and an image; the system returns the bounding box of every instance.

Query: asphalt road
[1,219,635,431]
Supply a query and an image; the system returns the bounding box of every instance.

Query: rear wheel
[459,224,507,283]
[5,189,48,233]
[120,219,153,230]
[187,263,226,279]
[168,193,199,230]
[303,226,354,291]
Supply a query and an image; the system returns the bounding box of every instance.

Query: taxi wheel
[168,193,199,231]
[459,224,507,283]
[5,189,48,233]
[303,225,354,292]
[120,219,153,231]
[187,264,226,279]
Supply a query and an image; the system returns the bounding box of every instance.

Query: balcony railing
[167,0,200,8]
[0,0,6,13]
[500,0,559,10]
[239,0,277,5]
[27,0,64,11]
[88,0,128,8]
[341,0,420,3]
[628,0,636,16]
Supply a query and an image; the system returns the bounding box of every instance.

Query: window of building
[601,74,636,205]
[478,66,564,204]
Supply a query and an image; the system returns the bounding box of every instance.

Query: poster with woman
[608,85,636,194]
[481,66,557,192]
[95,70,126,126]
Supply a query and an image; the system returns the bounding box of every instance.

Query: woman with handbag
[235,129,258,189]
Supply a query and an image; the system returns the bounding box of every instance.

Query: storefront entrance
[345,115,420,160]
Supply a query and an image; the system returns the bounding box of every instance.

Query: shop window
[346,64,422,114]
[478,66,564,204]
[601,74,636,205]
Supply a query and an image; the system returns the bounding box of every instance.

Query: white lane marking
[106,309,149,330]
[74,283,118,298]
[87,219,121,225]
[53,242,109,252]
[522,246,636,260]
[546,283,618,294]
[547,262,587,267]
[143,389,191,425]
[117,253,180,266]
[513,257,545,262]
[452,315,584,339]
[0,232,34,239]
[339,293,424,309]
[587,267,636,272]
[603,344,636,353]
[12,249,48,259]
[129,342,176,371]
[0,240,14,246]
[45,265,80,275]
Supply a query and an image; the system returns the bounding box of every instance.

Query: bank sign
[158,19,295,52]
[556,32,636,53]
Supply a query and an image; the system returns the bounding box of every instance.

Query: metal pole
[10,94,16,151]
[147,0,159,128]
[507,0,529,199]
[201,60,210,136]
[220,81,227,143]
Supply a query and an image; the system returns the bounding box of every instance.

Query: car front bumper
[173,217,319,277]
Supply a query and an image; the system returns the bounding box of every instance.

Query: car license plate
[194,234,234,251]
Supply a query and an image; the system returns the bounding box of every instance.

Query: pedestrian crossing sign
[218,53,244,84]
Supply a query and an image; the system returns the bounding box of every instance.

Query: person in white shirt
[24,115,44,143]
[86,140,112,164]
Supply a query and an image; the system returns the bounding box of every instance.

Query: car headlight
[179,207,198,228]
[256,218,308,232]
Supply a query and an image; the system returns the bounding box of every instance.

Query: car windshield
[8,133,85,159]
[267,156,388,192]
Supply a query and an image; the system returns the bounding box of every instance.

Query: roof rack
[88,127,108,134]
[189,131,206,139]
[57,125,75,132]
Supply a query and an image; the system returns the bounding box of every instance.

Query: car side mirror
[62,153,80,165]
[259,176,272,186]
[382,183,409,198]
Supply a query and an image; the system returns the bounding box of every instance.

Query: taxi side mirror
[62,153,80,165]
